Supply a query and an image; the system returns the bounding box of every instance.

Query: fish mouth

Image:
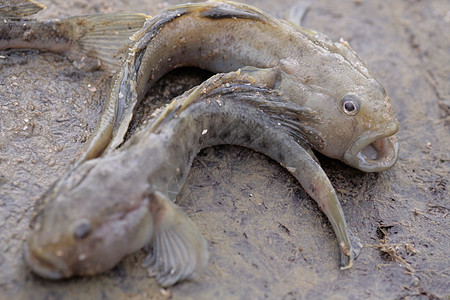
[23,241,71,280]
[343,122,399,172]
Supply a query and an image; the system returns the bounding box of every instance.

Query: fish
[0,0,148,71]
[16,0,399,286]
[26,67,356,287]
[77,0,400,173]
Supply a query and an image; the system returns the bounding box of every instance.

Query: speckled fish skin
[22,0,399,286]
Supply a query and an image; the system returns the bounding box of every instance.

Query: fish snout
[23,239,72,280]
[343,119,399,172]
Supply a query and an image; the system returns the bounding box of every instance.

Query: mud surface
[1,0,449,299]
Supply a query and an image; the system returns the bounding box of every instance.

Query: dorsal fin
[199,1,262,20]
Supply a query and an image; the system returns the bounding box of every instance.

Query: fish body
[20,0,400,286]
[27,68,346,286]
[80,0,399,173]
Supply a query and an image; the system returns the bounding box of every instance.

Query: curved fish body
[26,68,357,286]
[23,0,399,286]
[81,0,399,173]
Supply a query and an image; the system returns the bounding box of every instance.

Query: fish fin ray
[200,1,262,20]
[348,229,362,260]
[244,92,324,148]
[0,0,45,18]
[64,13,149,71]
[205,79,324,148]
[143,192,208,287]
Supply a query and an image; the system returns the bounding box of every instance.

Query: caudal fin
[0,0,45,18]
[63,13,149,71]
[143,192,208,287]
[0,9,148,72]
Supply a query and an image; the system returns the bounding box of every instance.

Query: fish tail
[0,12,148,72]
[0,0,45,18]
[143,191,208,287]
[61,13,149,71]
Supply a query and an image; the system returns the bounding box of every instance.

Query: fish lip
[343,121,399,172]
[23,241,71,280]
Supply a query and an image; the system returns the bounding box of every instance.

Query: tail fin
[63,13,149,71]
[0,10,148,72]
[144,191,209,287]
[0,0,45,18]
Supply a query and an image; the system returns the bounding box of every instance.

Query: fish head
[280,35,399,172]
[25,155,154,279]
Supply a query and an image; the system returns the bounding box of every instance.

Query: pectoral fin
[199,67,324,148]
[144,191,208,287]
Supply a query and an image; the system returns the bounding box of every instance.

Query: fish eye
[73,220,92,240]
[341,94,361,116]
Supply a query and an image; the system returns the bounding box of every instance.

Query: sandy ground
[1,0,449,299]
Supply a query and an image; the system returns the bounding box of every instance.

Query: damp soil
[1,0,449,299]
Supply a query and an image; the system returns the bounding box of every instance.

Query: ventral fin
[143,191,208,287]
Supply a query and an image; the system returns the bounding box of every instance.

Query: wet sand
[1,0,449,299]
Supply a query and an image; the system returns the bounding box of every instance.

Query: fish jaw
[23,241,71,280]
[24,198,154,280]
[343,119,399,172]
